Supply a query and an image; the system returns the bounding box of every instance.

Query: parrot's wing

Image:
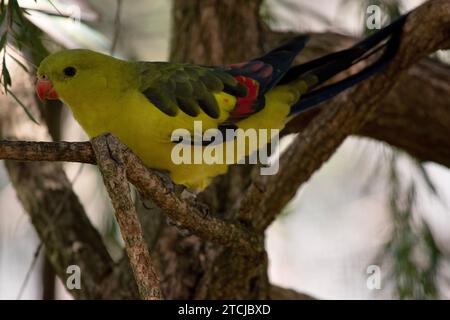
[136,62,247,119]
[136,36,310,123]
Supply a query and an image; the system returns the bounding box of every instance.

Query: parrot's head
[36,49,131,105]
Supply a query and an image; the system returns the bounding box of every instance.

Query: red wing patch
[227,76,260,121]
[221,59,276,123]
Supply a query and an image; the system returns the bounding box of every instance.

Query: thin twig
[110,0,123,55]
[16,163,85,300]
[16,242,43,300]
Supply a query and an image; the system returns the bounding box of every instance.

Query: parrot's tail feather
[288,14,408,115]
[226,35,310,93]
[255,34,310,92]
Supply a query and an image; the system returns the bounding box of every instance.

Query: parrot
[35,16,407,191]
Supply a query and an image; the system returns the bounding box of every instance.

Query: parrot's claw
[141,197,156,210]
[152,169,175,193]
[180,189,210,218]
[166,217,191,237]
[196,202,210,218]
[180,189,197,201]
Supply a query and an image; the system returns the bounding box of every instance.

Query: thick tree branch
[240,0,450,231]
[0,140,95,163]
[359,59,450,166]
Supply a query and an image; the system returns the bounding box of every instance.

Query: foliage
[384,151,442,299]
[0,0,43,123]
[347,0,402,35]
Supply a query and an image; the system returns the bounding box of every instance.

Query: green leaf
[8,52,29,72]
[2,56,12,92]
[0,5,6,25]
[6,87,39,124]
[0,32,7,50]
[414,160,439,197]
[9,0,23,19]
[3,65,11,85]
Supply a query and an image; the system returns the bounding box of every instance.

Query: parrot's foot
[180,189,198,201]
[180,189,210,218]
[196,201,210,218]
[166,217,191,237]
[140,195,156,210]
[152,169,176,193]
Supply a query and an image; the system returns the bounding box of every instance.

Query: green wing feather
[135,62,244,119]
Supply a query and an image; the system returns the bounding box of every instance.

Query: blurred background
[0,0,449,299]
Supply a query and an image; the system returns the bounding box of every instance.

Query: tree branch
[91,134,162,300]
[121,145,263,255]
[240,0,450,231]
[0,140,95,163]
[358,59,450,166]
[0,138,263,255]
[281,39,450,168]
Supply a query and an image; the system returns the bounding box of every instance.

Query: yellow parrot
[35,16,406,190]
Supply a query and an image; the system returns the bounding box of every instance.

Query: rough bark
[171,0,266,64]
[360,59,450,166]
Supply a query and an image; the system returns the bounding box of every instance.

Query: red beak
[35,79,59,101]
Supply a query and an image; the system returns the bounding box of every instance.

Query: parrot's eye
[63,66,77,77]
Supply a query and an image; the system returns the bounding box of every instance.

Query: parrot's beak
[35,79,59,101]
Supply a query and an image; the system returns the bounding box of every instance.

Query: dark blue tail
[288,14,408,115]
